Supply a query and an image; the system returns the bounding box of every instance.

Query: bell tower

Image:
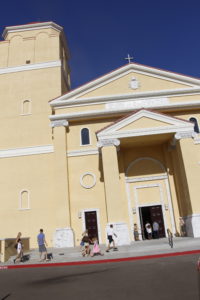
[0,21,71,148]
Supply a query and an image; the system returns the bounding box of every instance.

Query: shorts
[108,235,113,243]
[39,244,47,253]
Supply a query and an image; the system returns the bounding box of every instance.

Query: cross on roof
[125,54,133,64]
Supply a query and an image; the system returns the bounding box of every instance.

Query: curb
[1,249,200,270]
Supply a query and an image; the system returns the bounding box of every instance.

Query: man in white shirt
[106,224,118,252]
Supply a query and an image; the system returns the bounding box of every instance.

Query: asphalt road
[0,254,199,300]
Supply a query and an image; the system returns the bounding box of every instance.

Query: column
[51,119,74,247]
[163,144,179,235]
[98,139,130,245]
[175,131,200,237]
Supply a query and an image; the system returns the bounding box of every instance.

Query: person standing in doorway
[153,221,159,239]
[145,222,152,239]
[106,224,118,252]
[37,229,49,262]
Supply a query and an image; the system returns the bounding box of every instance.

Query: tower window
[189,117,200,133]
[21,100,31,115]
[81,128,90,145]
[19,190,30,210]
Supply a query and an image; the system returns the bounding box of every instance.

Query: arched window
[21,100,31,115]
[189,117,200,133]
[81,128,90,145]
[19,190,30,210]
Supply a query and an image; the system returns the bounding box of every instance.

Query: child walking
[90,237,104,257]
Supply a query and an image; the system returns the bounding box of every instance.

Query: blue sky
[1,0,200,89]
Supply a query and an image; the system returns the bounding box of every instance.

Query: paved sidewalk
[2,237,200,266]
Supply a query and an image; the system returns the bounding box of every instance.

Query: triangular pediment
[97,109,194,139]
[119,116,174,131]
[50,63,200,106]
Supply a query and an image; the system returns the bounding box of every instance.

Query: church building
[0,21,200,248]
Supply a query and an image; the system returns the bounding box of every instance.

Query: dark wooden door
[85,211,98,241]
[150,205,165,237]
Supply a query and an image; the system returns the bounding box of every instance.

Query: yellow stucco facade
[1,21,200,248]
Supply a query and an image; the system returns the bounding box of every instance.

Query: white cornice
[0,60,61,75]
[97,125,194,140]
[50,87,200,108]
[0,145,53,158]
[49,100,200,122]
[2,22,63,39]
[50,64,200,105]
[67,148,99,157]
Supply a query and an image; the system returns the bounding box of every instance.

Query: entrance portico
[97,109,195,242]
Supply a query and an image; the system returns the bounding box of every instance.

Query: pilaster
[51,119,74,247]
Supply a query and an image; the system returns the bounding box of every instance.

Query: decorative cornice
[50,87,200,108]
[50,119,68,128]
[2,22,63,39]
[0,60,61,75]
[49,100,200,122]
[0,145,53,158]
[97,139,120,148]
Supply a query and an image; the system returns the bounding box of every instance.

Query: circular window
[80,172,96,189]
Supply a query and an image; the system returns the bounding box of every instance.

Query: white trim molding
[49,100,200,122]
[80,172,96,189]
[126,174,168,183]
[67,148,99,157]
[3,22,63,39]
[50,89,200,109]
[0,145,54,158]
[0,60,61,76]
